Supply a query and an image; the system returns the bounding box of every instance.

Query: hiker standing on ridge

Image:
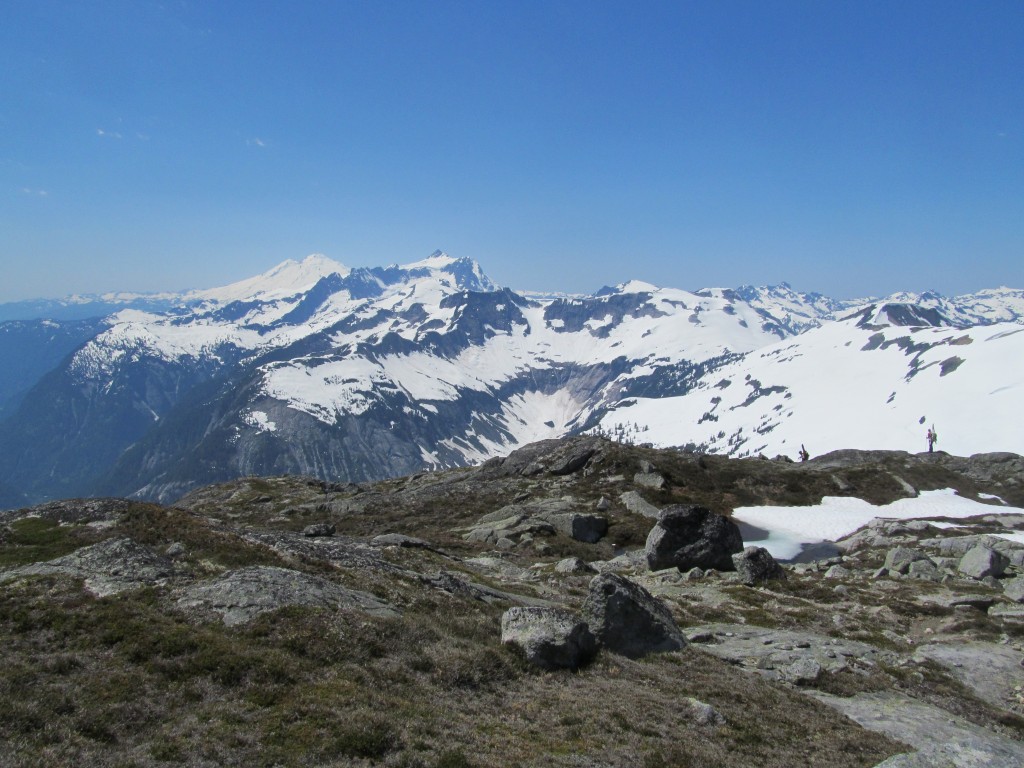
[799,444,810,462]
[927,426,938,453]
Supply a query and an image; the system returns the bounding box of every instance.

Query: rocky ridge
[1,437,1023,766]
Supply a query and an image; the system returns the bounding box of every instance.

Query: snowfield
[734,488,1024,560]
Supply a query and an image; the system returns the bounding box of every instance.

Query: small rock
[634,472,666,490]
[303,522,336,537]
[907,559,942,581]
[833,585,849,596]
[784,658,822,685]
[824,565,851,579]
[595,496,611,511]
[685,697,726,726]
[619,491,661,519]
[555,557,597,575]
[371,533,432,548]
[165,542,185,557]
[731,546,787,586]
[684,567,704,581]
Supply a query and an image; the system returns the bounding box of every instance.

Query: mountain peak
[193,254,350,304]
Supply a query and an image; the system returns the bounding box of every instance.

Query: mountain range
[1,251,1021,507]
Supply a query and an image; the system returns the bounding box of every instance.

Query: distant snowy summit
[0,250,1021,506]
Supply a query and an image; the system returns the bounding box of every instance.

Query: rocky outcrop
[461,499,607,546]
[1,537,173,596]
[177,566,397,626]
[645,505,743,572]
[581,573,685,658]
[500,607,596,670]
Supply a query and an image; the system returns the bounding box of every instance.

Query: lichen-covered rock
[645,505,743,572]
[732,546,787,586]
[500,607,596,670]
[581,573,685,658]
[177,566,397,626]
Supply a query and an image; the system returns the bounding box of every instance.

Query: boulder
[645,505,743,572]
[500,607,597,670]
[1003,576,1024,603]
[907,559,941,581]
[581,573,685,658]
[732,546,787,586]
[957,545,1009,580]
[884,547,933,575]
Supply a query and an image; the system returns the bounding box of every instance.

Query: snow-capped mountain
[0,251,1020,506]
[595,313,1024,458]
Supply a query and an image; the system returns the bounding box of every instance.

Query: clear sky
[2,0,1022,302]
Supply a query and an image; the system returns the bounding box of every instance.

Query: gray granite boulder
[581,573,685,658]
[645,504,743,572]
[958,545,1009,580]
[500,607,597,670]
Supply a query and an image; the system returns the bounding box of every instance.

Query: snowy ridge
[2,249,1022,502]
[596,317,1024,458]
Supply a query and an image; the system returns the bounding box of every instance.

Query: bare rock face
[500,606,597,670]
[177,566,397,626]
[645,505,743,572]
[732,546,787,586]
[581,573,684,658]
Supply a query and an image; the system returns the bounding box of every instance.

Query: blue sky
[2,0,1021,302]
